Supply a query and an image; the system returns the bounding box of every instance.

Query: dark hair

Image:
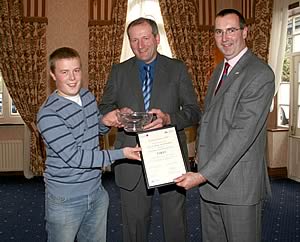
[127,17,159,38]
[49,47,81,73]
[216,9,246,29]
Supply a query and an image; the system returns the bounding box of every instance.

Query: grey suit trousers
[200,197,262,242]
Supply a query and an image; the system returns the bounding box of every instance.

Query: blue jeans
[45,185,109,242]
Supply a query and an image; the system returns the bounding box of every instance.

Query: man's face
[214,13,248,60]
[50,57,82,97]
[128,22,160,64]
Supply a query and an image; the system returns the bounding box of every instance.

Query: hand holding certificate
[138,126,187,188]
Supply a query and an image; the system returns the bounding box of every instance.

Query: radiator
[0,140,24,171]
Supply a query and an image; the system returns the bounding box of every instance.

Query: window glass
[298,83,300,105]
[286,36,292,53]
[278,83,290,126]
[287,18,293,35]
[298,106,300,128]
[282,57,290,82]
[0,71,23,124]
[11,100,18,115]
[295,16,300,32]
[278,83,290,105]
[293,35,300,52]
[279,105,289,125]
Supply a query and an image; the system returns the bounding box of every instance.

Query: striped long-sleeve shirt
[37,88,124,198]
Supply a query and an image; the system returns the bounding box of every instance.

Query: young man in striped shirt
[37,47,141,242]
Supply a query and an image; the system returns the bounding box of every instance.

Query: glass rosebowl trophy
[117,112,153,132]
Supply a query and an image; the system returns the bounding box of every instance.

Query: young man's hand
[123,146,142,160]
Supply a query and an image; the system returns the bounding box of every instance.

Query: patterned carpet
[0,173,299,242]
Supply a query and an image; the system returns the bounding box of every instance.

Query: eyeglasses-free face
[128,22,160,64]
[50,57,82,97]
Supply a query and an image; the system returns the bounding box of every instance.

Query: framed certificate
[137,126,187,189]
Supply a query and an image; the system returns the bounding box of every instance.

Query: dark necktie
[142,65,152,111]
[215,62,230,95]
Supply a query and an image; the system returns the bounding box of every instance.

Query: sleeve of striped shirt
[37,111,124,168]
[98,113,110,135]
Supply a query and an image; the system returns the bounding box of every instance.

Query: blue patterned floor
[0,174,299,242]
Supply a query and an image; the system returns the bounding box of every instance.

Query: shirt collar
[225,47,248,71]
[138,58,157,72]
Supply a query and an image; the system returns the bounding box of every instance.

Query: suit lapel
[205,50,253,111]
[149,54,168,109]
[205,64,223,108]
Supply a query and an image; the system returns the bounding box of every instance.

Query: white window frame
[290,53,300,136]
[277,12,300,128]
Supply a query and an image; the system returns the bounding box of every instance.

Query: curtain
[0,0,47,175]
[248,0,274,62]
[158,0,212,109]
[268,0,291,95]
[88,0,128,103]
[159,0,273,109]
[244,0,274,114]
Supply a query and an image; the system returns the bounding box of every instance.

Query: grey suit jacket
[99,54,201,190]
[197,49,275,205]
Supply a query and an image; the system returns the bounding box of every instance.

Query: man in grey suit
[175,9,275,242]
[99,17,201,242]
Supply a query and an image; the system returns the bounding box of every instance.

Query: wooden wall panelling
[89,0,115,25]
[196,0,216,28]
[196,0,256,28]
[22,0,47,22]
[241,0,255,23]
